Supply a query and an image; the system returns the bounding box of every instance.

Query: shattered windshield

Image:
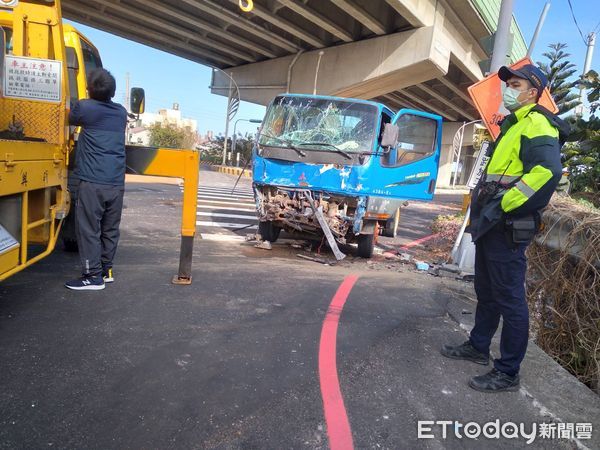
[258,96,378,154]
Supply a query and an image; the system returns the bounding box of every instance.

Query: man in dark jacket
[441,64,570,392]
[65,68,128,290]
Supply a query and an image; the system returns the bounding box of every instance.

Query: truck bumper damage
[254,185,366,244]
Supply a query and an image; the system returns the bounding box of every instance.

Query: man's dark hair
[87,68,116,102]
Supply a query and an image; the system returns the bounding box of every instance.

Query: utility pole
[125,72,130,111]
[489,0,514,73]
[578,32,596,115]
[526,2,551,57]
[451,0,514,273]
[222,77,232,166]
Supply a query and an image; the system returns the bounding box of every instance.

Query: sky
[66,0,600,136]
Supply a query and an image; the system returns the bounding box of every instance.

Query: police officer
[441,64,570,392]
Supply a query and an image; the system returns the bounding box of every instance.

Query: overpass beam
[330,0,387,35]
[384,0,436,28]
[398,89,458,121]
[415,83,476,120]
[275,0,354,42]
[211,27,449,105]
[137,0,279,59]
[437,77,475,106]
[181,0,300,53]
[224,0,324,49]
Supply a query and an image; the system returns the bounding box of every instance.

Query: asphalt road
[0,170,594,449]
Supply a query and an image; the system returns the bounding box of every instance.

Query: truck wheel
[258,221,281,243]
[382,208,400,238]
[357,233,375,258]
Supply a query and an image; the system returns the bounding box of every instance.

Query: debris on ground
[289,240,310,250]
[398,252,412,262]
[383,251,400,260]
[415,261,430,271]
[255,241,272,250]
[296,254,335,265]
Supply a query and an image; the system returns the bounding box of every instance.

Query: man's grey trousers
[76,180,124,277]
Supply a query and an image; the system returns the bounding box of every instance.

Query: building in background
[128,103,198,146]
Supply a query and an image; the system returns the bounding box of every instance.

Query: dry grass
[527,196,600,393]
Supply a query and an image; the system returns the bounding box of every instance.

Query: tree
[563,70,600,200]
[148,123,198,149]
[538,43,580,115]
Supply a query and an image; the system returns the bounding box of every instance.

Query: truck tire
[357,233,375,258]
[382,208,400,238]
[258,220,281,243]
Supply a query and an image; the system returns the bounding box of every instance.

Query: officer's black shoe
[440,341,489,365]
[469,368,520,393]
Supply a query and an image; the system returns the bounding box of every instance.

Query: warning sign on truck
[3,55,62,103]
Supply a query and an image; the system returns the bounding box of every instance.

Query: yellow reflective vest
[470,103,569,241]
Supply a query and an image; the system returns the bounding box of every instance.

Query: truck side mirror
[130,87,145,115]
[66,47,79,70]
[381,123,399,147]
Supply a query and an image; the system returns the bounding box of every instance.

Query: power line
[566,0,588,46]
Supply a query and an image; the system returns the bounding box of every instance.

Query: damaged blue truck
[252,94,443,258]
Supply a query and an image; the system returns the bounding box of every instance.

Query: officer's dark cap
[498,64,548,92]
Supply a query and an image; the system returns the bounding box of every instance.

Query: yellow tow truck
[0,0,199,284]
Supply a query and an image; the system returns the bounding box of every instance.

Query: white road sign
[467,141,491,189]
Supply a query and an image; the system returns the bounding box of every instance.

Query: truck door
[381,109,442,201]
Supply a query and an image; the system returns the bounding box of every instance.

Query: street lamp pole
[211,67,241,166]
[232,118,262,166]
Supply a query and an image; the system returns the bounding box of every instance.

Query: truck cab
[253,94,442,257]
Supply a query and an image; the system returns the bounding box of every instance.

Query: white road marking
[198,193,254,201]
[197,204,255,212]
[196,220,257,229]
[198,199,255,206]
[199,233,247,242]
[198,186,253,194]
[197,211,257,220]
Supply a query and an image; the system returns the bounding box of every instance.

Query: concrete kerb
[208,164,252,179]
[442,281,600,449]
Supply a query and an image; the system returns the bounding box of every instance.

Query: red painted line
[319,275,359,450]
[399,233,440,250]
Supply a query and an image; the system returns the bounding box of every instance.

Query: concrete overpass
[63,0,528,186]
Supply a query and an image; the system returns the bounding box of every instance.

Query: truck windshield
[259,96,378,155]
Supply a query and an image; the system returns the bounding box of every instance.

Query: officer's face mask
[503,85,535,111]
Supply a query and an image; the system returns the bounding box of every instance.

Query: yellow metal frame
[125,146,200,284]
[1,0,201,283]
[0,0,70,281]
[133,148,199,240]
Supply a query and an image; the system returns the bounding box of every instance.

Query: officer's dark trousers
[469,228,529,376]
[76,180,124,277]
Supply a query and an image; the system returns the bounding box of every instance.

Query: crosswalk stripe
[198,199,255,206]
[197,204,255,212]
[198,193,255,202]
[196,220,257,229]
[198,186,253,194]
[198,192,254,201]
[200,233,247,242]
[197,184,253,191]
[197,211,257,220]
